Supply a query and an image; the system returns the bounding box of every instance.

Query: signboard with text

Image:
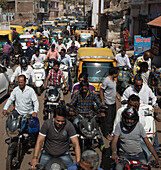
[134,35,151,57]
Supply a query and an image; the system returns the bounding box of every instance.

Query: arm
[10,67,19,83]
[111,135,119,164]
[30,67,36,83]
[68,56,72,68]
[30,134,45,168]
[71,136,81,162]
[30,60,34,67]
[100,88,105,105]
[62,76,68,90]
[44,74,50,89]
[31,89,39,115]
[44,50,50,61]
[148,87,157,107]
[126,56,131,68]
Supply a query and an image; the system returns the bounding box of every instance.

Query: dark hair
[51,44,55,48]
[36,48,39,52]
[128,94,140,103]
[7,39,11,45]
[54,106,66,118]
[80,80,89,88]
[79,73,88,81]
[54,60,60,66]
[134,75,143,82]
[18,75,26,82]
[109,67,118,76]
[139,62,148,70]
[61,48,66,53]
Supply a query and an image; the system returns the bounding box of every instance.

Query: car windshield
[82,62,113,83]
[79,34,93,43]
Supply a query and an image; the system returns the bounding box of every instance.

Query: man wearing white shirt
[115,49,131,68]
[30,48,46,66]
[67,37,80,49]
[93,36,103,48]
[134,51,151,71]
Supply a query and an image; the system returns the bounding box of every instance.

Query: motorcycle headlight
[48,96,58,102]
[7,128,19,138]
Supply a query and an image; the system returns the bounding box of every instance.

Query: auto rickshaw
[75,30,94,46]
[77,47,117,93]
[10,25,23,35]
[0,30,13,54]
[23,26,38,34]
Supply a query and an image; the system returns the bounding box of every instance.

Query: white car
[19,35,38,51]
[0,65,13,99]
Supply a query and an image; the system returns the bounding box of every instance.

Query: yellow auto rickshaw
[23,26,38,34]
[77,47,117,92]
[75,30,94,46]
[10,25,23,35]
[0,30,13,53]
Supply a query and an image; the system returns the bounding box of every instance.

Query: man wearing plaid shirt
[44,60,68,99]
[69,80,102,126]
[67,42,79,55]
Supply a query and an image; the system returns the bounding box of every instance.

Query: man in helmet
[111,107,161,169]
[42,36,50,47]
[10,57,35,85]
[3,74,39,117]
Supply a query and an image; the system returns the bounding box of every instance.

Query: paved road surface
[0,89,161,169]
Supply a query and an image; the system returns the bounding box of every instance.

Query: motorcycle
[43,86,66,120]
[117,66,132,95]
[5,112,39,170]
[69,53,77,78]
[32,62,46,96]
[67,103,106,152]
[32,158,66,170]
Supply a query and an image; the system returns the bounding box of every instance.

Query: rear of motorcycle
[5,114,39,170]
[43,87,66,120]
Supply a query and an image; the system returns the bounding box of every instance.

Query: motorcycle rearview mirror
[121,100,127,105]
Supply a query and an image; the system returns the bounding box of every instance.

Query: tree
[0,0,7,10]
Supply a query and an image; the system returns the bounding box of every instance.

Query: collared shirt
[49,69,65,86]
[94,40,103,48]
[11,65,35,84]
[134,56,151,71]
[115,53,131,68]
[3,85,39,115]
[31,54,46,63]
[55,43,66,52]
[63,38,71,46]
[121,84,157,106]
[70,90,102,113]
[58,54,72,67]
[67,46,78,54]
[67,40,80,49]
[45,48,60,60]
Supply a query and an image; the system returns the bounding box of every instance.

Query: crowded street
[1,0,161,170]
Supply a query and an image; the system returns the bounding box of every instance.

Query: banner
[134,35,151,57]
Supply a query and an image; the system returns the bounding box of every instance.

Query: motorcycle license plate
[46,102,59,105]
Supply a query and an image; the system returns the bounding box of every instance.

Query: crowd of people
[1,25,161,170]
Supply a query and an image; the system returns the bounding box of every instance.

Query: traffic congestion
[1,13,161,170]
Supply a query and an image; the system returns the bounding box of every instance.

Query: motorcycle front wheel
[6,154,17,170]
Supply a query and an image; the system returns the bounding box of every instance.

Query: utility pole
[83,0,85,21]
[98,0,101,35]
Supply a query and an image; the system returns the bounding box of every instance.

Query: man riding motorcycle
[3,75,39,118]
[111,107,161,170]
[10,57,35,85]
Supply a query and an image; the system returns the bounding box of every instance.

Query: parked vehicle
[0,65,13,99]
[117,66,131,95]
[5,113,39,170]
[43,86,66,120]
[33,62,45,96]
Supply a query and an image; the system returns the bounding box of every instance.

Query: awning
[147,16,161,27]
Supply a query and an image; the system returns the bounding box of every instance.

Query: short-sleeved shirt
[101,77,116,105]
[45,48,60,60]
[49,69,64,86]
[31,54,45,63]
[39,119,77,156]
[114,122,147,155]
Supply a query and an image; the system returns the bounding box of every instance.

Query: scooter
[69,53,77,78]
[32,62,45,96]
[43,86,66,120]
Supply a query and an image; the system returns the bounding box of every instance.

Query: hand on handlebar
[2,110,7,116]
[69,108,75,116]
[112,152,119,164]
[156,159,161,168]
[30,159,39,170]
[32,112,37,118]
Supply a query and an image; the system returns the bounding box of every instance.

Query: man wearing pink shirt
[44,44,59,61]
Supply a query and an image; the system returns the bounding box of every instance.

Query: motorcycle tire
[71,71,75,78]
[37,87,41,96]
[6,154,17,170]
